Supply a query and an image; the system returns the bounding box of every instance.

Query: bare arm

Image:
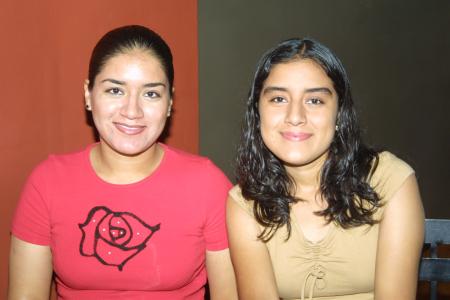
[374,174,425,300]
[8,235,53,300]
[206,248,238,300]
[226,196,279,300]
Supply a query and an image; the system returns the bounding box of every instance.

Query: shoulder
[162,144,217,170]
[161,143,232,188]
[27,145,90,183]
[229,185,244,201]
[162,143,206,162]
[370,151,415,203]
[161,144,227,175]
[374,151,414,178]
[228,185,254,216]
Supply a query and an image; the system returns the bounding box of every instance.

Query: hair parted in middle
[236,38,380,241]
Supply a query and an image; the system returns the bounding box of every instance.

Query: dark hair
[236,38,380,241]
[88,25,174,96]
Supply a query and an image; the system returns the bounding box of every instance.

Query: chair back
[419,218,450,300]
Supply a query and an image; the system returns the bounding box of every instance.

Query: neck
[284,152,328,198]
[90,142,164,184]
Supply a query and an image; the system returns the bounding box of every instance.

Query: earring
[167,109,171,117]
[85,104,91,110]
[335,124,339,131]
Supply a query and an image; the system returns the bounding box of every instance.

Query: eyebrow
[262,86,288,94]
[262,86,333,95]
[100,78,166,88]
[305,87,333,95]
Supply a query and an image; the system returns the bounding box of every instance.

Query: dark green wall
[199,0,450,218]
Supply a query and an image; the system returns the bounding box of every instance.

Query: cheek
[143,105,169,123]
[259,121,281,153]
[94,105,114,117]
[259,115,275,144]
[311,110,337,131]
[259,108,283,132]
[92,97,121,116]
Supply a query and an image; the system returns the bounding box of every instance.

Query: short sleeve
[370,152,415,213]
[11,161,51,246]
[203,160,233,251]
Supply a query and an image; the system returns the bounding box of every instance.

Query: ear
[167,87,175,117]
[167,98,173,117]
[84,79,92,111]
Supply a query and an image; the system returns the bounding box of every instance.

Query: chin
[119,149,147,157]
[277,151,329,168]
[109,141,154,157]
[282,158,311,168]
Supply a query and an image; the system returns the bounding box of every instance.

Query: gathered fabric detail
[301,263,327,300]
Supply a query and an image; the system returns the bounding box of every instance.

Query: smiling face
[258,59,338,169]
[84,50,172,157]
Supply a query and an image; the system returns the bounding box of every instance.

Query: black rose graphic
[79,206,160,271]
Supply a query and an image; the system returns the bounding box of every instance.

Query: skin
[8,237,53,300]
[259,59,338,171]
[9,49,237,300]
[227,59,424,299]
[84,50,172,184]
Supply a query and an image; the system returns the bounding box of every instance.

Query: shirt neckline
[290,210,336,247]
[83,142,169,188]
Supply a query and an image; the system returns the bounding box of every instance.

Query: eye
[306,98,323,105]
[144,91,161,98]
[106,87,123,95]
[270,96,287,103]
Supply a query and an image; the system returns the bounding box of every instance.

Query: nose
[285,101,306,126]
[120,93,144,119]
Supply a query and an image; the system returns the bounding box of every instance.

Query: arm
[206,248,238,300]
[8,235,53,300]
[226,196,279,300]
[374,174,425,300]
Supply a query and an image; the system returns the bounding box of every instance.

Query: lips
[281,131,312,141]
[114,122,146,135]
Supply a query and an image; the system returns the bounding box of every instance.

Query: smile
[113,122,146,135]
[281,131,312,142]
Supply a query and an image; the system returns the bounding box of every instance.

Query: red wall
[0,0,198,295]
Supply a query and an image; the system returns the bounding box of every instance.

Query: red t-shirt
[12,144,231,299]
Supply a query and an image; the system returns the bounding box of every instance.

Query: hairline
[88,46,164,91]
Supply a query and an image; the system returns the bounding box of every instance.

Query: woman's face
[258,59,338,168]
[85,50,172,156]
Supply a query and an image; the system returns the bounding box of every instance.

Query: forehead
[264,59,333,88]
[98,50,166,80]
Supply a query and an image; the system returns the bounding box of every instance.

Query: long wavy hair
[236,38,381,241]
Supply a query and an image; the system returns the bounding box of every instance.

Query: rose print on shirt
[79,206,160,271]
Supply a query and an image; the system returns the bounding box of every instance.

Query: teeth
[120,124,139,128]
[117,123,142,129]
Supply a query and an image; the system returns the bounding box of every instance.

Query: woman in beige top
[227,38,424,300]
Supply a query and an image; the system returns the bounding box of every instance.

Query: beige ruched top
[229,152,414,300]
